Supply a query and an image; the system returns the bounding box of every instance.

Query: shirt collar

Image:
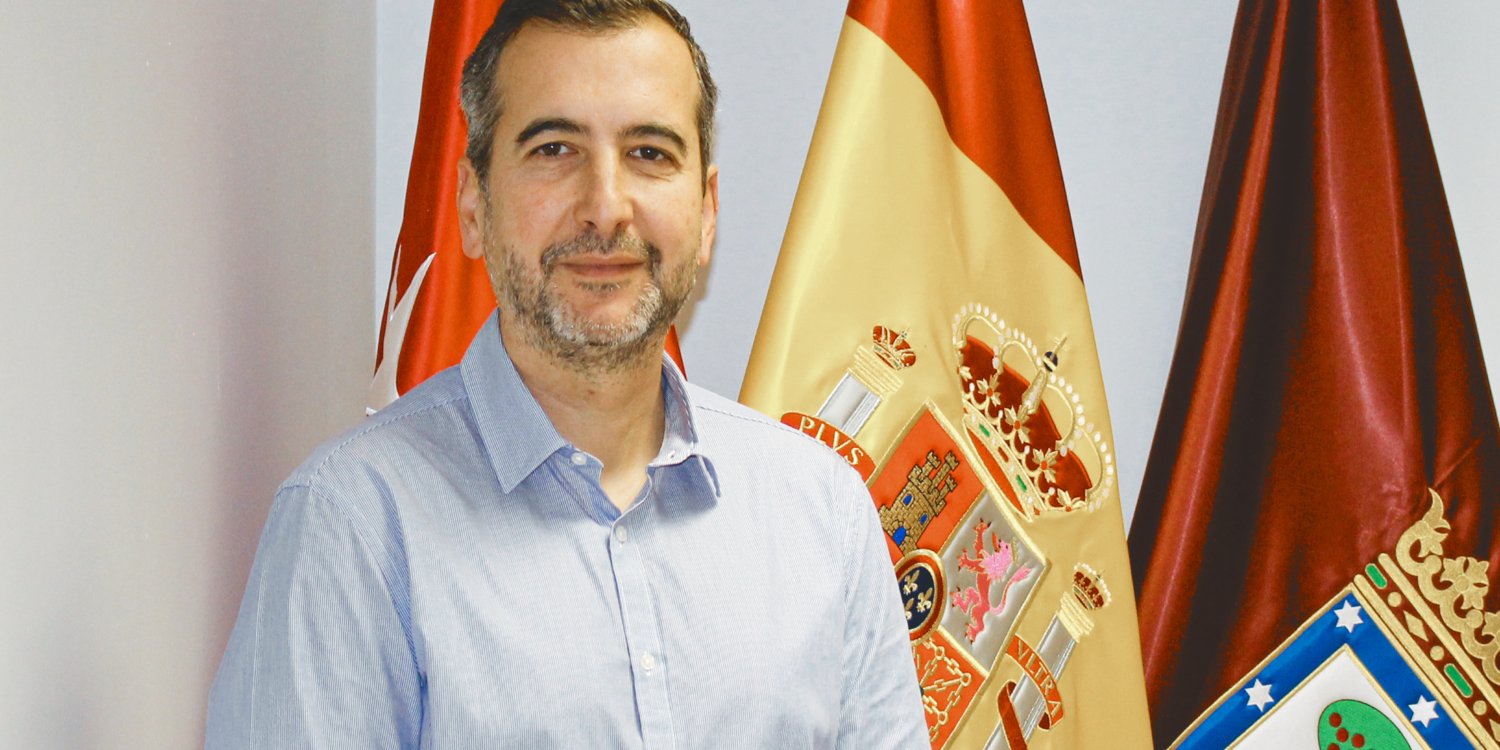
[460,312,719,498]
[654,351,722,499]
[461,313,568,493]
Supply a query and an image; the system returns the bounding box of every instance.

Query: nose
[575,152,634,238]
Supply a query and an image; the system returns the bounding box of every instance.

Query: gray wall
[1,0,373,746]
[377,0,1499,531]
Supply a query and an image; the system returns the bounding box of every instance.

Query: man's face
[459,17,718,369]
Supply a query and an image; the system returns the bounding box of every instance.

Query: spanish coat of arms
[779,305,1120,750]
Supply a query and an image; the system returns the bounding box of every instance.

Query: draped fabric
[1127,0,1500,744]
[370,0,501,414]
[743,2,1151,747]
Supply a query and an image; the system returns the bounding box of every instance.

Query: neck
[499,312,667,512]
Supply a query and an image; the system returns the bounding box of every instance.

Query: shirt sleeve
[206,484,422,750]
[836,472,930,750]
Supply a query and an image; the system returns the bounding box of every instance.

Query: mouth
[554,255,649,280]
[537,231,662,288]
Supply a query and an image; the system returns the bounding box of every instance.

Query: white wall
[1405,4,1500,403]
[1030,2,1235,530]
[0,1,373,747]
[378,0,1499,531]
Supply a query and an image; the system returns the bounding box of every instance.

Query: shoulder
[684,382,787,433]
[686,383,868,507]
[687,384,847,466]
[262,368,477,615]
[282,365,474,495]
[684,386,883,579]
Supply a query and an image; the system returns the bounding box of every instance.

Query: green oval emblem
[1318,700,1411,750]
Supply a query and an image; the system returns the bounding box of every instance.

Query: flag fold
[1127,0,1500,745]
[743,2,1152,748]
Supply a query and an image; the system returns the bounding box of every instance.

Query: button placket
[606,511,674,748]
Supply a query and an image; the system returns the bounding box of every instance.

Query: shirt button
[615,526,628,543]
[570,452,587,466]
[641,652,655,672]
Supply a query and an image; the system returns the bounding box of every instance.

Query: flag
[740,1,1152,748]
[369,0,501,414]
[1126,0,1500,746]
[370,0,683,413]
[1165,491,1500,750]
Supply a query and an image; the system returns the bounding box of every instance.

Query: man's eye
[632,146,668,162]
[532,142,571,157]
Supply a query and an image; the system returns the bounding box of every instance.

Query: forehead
[494,17,699,133]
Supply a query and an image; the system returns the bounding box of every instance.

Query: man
[206,1,926,747]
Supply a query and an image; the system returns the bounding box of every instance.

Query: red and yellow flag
[741,1,1151,748]
[370,0,683,413]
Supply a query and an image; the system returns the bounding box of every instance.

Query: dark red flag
[1126,0,1500,744]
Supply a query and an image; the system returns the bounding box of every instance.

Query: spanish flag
[741,1,1151,748]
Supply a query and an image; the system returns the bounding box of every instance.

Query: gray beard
[491,229,697,374]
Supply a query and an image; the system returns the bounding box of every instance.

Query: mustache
[539,231,661,273]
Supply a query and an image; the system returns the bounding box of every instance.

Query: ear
[457,157,486,260]
[698,163,719,267]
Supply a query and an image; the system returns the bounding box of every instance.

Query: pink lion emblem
[949,520,1032,641]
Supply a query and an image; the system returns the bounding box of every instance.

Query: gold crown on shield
[1059,564,1112,641]
[951,304,1114,517]
[1358,489,1500,742]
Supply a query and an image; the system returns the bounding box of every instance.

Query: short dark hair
[459,0,717,188]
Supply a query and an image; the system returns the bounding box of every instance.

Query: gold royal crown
[1357,489,1500,747]
[951,304,1114,518]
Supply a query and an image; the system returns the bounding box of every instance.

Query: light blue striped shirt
[207,313,927,749]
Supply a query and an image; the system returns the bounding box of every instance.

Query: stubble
[488,228,697,375]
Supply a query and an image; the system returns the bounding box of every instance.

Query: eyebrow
[622,124,688,155]
[513,118,690,156]
[515,117,585,146]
